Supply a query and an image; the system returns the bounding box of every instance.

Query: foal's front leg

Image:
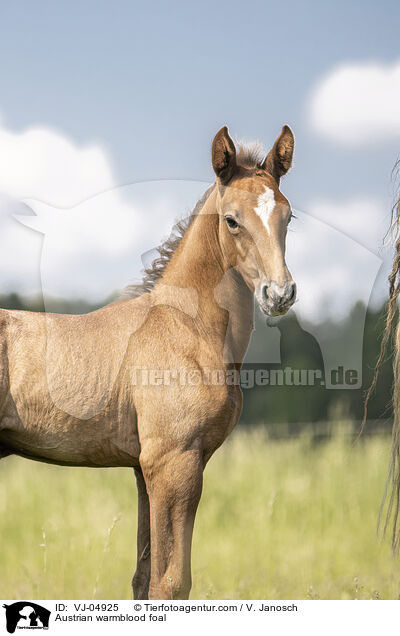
[132,467,151,599]
[141,447,203,600]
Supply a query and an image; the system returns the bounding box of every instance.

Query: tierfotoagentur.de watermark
[130,365,358,389]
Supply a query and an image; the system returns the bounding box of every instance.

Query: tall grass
[0,426,398,599]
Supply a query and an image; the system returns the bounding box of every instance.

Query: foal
[0,125,296,599]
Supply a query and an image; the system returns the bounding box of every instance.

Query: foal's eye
[225,215,239,230]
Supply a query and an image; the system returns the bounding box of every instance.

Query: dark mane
[123,142,265,299]
[123,184,215,298]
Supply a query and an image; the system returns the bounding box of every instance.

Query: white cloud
[309,60,400,144]
[0,123,115,206]
[0,117,210,300]
[304,197,389,252]
[287,199,385,322]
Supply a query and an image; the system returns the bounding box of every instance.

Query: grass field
[0,426,399,600]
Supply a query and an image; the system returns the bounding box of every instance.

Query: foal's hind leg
[132,467,151,599]
[141,447,203,600]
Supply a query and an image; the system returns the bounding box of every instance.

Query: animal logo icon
[2,602,50,633]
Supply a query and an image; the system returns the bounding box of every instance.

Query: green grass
[0,426,399,599]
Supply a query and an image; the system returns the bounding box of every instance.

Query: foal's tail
[362,174,400,551]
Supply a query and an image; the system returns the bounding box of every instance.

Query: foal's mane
[124,141,265,299]
[123,184,215,298]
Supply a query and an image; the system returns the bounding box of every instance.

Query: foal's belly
[0,393,140,468]
[0,423,140,467]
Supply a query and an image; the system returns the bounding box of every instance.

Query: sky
[0,0,399,323]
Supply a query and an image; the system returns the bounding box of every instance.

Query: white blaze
[254,185,276,234]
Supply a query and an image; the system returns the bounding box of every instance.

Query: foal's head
[212,125,296,317]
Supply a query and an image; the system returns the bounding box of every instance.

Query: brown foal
[0,125,296,599]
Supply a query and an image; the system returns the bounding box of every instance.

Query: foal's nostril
[262,284,269,302]
[287,282,296,303]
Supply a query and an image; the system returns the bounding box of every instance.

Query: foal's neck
[157,187,254,366]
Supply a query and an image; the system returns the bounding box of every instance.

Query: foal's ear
[212,126,237,184]
[262,125,294,184]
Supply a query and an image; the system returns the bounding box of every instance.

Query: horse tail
[362,164,400,550]
[382,318,400,551]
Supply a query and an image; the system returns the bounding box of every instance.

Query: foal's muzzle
[258,280,297,316]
